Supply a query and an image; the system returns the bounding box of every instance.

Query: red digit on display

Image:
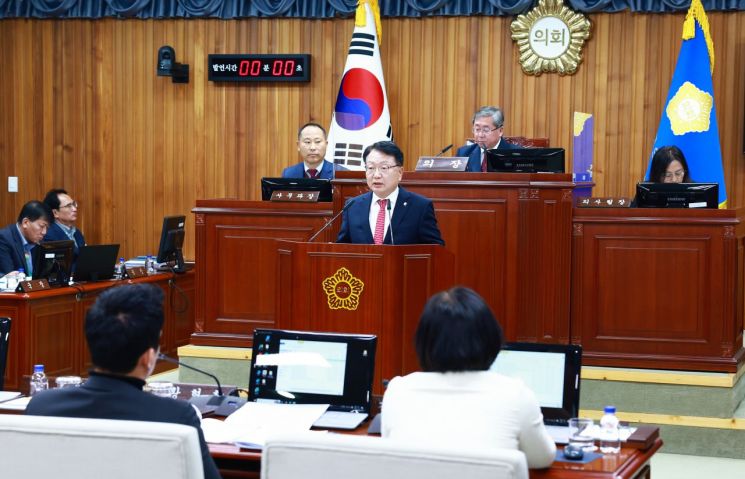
[250,60,261,76]
[284,61,295,76]
[238,60,250,76]
[272,60,282,76]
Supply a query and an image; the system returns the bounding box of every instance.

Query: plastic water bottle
[114,257,126,279]
[146,255,156,275]
[29,364,49,396]
[17,268,26,282]
[599,405,621,454]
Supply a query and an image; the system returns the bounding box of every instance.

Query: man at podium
[336,141,444,246]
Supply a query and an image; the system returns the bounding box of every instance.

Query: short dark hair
[17,200,52,224]
[85,284,164,374]
[415,286,503,372]
[649,145,692,183]
[43,188,68,211]
[363,141,404,166]
[297,122,327,140]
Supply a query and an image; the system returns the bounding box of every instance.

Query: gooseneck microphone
[386,200,395,245]
[158,353,223,396]
[435,144,453,157]
[308,200,354,243]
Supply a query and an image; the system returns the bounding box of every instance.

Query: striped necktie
[373,199,387,245]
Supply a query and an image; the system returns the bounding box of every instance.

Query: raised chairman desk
[0,272,195,390]
[209,432,662,479]
[572,207,745,372]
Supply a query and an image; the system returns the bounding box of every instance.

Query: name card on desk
[270,190,320,202]
[126,266,148,279]
[577,197,632,208]
[17,279,50,293]
[415,157,469,172]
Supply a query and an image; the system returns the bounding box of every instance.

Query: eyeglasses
[472,126,500,136]
[59,201,78,209]
[664,170,685,180]
[365,164,400,175]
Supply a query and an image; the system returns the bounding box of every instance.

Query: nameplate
[577,197,632,208]
[126,266,148,279]
[415,156,469,172]
[270,190,320,202]
[17,279,50,293]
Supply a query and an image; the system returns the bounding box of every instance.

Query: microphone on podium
[157,353,245,416]
[308,199,354,243]
[435,144,453,157]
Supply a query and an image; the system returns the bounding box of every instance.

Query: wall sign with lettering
[208,54,311,82]
[510,0,591,76]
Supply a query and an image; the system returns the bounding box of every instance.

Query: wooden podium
[572,207,745,372]
[276,241,454,393]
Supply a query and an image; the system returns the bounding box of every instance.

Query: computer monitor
[156,215,186,273]
[486,147,565,173]
[73,244,120,282]
[635,182,719,209]
[260,177,333,202]
[490,342,582,425]
[249,328,377,414]
[32,240,74,287]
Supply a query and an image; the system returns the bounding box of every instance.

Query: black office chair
[0,317,10,391]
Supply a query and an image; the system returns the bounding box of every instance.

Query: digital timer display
[208,54,311,83]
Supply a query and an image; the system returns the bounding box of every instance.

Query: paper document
[0,391,22,403]
[0,396,31,411]
[201,402,329,448]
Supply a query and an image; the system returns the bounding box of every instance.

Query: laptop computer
[249,328,377,429]
[490,342,582,441]
[72,244,120,282]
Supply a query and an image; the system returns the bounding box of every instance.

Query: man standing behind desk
[43,188,86,254]
[336,141,444,245]
[0,200,52,276]
[282,122,338,179]
[456,106,518,172]
[26,284,221,479]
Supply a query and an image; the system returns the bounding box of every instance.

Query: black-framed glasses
[59,201,78,209]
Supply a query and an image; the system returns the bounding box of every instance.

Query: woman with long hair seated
[381,286,556,468]
[648,145,691,183]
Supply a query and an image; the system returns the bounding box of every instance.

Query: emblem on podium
[322,267,365,311]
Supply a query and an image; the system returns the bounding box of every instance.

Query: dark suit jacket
[26,373,221,479]
[336,187,444,245]
[282,160,337,179]
[0,223,26,276]
[44,222,86,254]
[456,139,519,172]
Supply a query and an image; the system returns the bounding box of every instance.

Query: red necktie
[481,149,487,172]
[307,168,318,178]
[373,199,387,245]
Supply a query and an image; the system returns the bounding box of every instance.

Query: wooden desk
[0,272,195,391]
[572,207,745,372]
[208,430,662,479]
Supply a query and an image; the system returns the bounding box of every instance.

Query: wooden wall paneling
[0,13,744,262]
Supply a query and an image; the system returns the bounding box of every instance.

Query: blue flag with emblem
[647,0,726,207]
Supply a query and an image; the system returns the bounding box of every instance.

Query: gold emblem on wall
[322,267,365,311]
[666,81,713,135]
[511,0,591,76]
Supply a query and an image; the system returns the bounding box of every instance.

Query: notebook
[490,342,582,430]
[249,328,377,430]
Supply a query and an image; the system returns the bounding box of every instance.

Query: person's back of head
[17,200,52,225]
[85,284,164,374]
[415,286,503,373]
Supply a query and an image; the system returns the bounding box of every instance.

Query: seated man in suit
[336,141,444,246]
[0,200,52,277]
[282,122,338,179]
[456,106,518,172]
[27,284,221,479]
[43,188,86,254]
